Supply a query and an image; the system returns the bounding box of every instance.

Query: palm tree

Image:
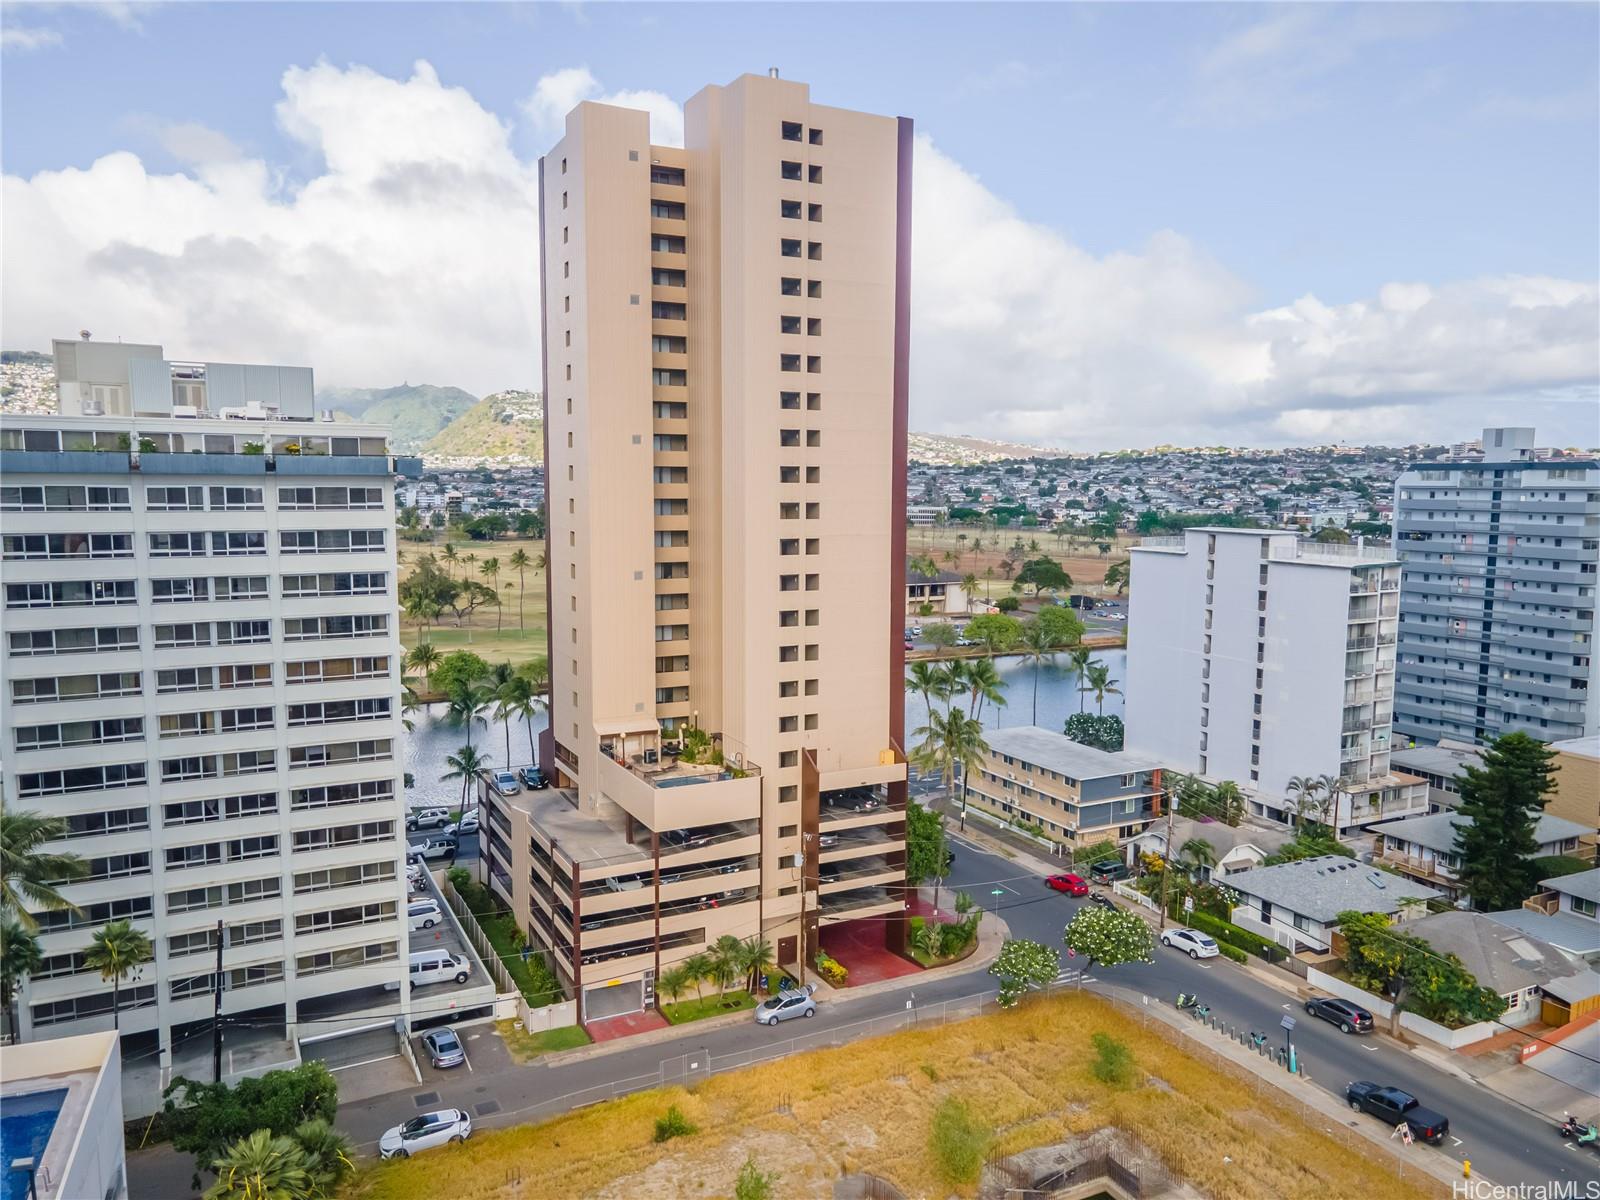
[494,676,534,766]
[1,810,87,928]
[960,656,1007,722]
[1178,837,1218,881]
[912,709,989,829]
[441,541,459,578]
[961,572,979,610]
[1314,773,1342,830]
[400,685,422,733]
[407,642,441,692]
[204,1129,312,1200]
[479,557,503,631]
[293,1118,352,1198]
[1019,618,1063,725]
[1212,780,1245,827]
[658,965,693,1009]
[982,566,995,598]
[740,936,777,995]
[709,935,745,1004]
[82,918,152,1033]
[904,661,952,724]
[1,917,43,1040]
[446,680,491,751]
[1284,775,1319,826]
[1065,648,1094,714]
[508,548,532,633]
[443,744,490,815]
[1081,662,1121,715]
[680,952,713,1004]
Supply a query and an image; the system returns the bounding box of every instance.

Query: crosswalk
[1054,968,1098,985]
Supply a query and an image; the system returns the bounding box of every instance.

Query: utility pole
[1156,786,1175,933]
[212,919,225,1083]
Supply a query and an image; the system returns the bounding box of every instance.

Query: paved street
[133,826,1600,1198]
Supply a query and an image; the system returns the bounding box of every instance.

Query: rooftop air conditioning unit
[171,404,200,419]
[80,397,104,416]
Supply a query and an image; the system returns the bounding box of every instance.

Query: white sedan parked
[1160,927,1220,959]
[378,1108,472,1159]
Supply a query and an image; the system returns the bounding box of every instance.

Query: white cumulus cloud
[3,60,1595,448]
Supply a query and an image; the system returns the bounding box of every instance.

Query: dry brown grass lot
[907,526,1136,598]
[397,535,548,668]
[351,991,1432,1200]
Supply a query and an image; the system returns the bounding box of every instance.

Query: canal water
[403,648,1127,808]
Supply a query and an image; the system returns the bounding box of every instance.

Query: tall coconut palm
[904,661,952,724]
[479,557,503,631]
[1065,648,1095,714]
[709,934,744,1004]
[508,548,532,633]
[960,656,1007,722]
[203,1129,312,1200]
[400,685,422,734]
[1019,618,1063,726]
[443,745,491,814]
[1,917,43,1040]
[406,642,441,692]
[740,936,777,995]
[0,810,87,928]
[82,918,152,1033]
[446,680,491,751]
[1313,773,1342,829]
[1081,662,1121,715]
[1284,775,1319,826]
[912,709,989,828]
[441,541,459,579]
[494,676,534,766]
[680,952,714,1003]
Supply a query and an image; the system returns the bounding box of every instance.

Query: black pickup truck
[1345,1081,1450,1144]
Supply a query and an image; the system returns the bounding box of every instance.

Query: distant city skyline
[2,1,1596,449]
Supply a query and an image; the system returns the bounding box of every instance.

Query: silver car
[378,1108,472,1158]
[754,982,817,1026]
[422,1028,466,1069]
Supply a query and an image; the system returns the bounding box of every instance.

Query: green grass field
[660,992,758,1025]
[398,535,548,665]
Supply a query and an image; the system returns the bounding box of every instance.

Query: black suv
[1305,996,1374,1034]
[1346,1082,1449,1144]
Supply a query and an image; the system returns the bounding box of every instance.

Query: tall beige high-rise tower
[484,72,912,1023]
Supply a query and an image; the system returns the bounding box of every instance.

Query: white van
[385,950,472,991]
[408,898,443,931]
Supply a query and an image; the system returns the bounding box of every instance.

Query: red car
[1045,873,1088,896]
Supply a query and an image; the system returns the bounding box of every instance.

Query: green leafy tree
[922,622,957,656]
[82,918,152,1033]
[1015,556,1072,595]
[995,595,1020,613]
[1212,779,1245,827]
[432,650,490,697]
[1062,713,1124,752]
[291,1118,353,1198]
[1338,910,1507,1034]
[1034,604,1085,646]
[1,811,88,928]
[1103,559,1130,595]
[1089,1031,1135,1086]
[989,938,1058,1006]
[164,1063,340,1190]
[1062,906,1154,978]
[397,554,460,631]
[1313,526,1352,544]
[1,917,43,1039]
[1178,838,1218,878]
[963,612,1023,654]
[1451,732,1558,911]
[904,801,950,889]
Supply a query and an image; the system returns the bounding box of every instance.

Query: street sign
[1280,1015,1296,1032]
[991,888,1005,895]
[1183,895,1194,913]
[1067,948,1076,959]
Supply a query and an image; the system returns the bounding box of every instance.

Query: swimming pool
[0,1088,66,1200]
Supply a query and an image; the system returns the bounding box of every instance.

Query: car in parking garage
[519,766,549,790]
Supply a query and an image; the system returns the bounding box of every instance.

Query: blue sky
[3,2,1597,448]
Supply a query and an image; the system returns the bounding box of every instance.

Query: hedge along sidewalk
[542,903,1012,1068]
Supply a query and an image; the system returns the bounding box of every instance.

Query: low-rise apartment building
[1126,527,1429,838]
[962,726,1165,851]
[0,340,418,1066]
[1371,811,1592,903]
[1549,735,1600,859]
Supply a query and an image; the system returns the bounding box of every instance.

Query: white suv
[379,1108,472,1159]
[1160,928,1220,959]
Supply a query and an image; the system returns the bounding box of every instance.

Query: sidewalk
[543,897,1009,1067]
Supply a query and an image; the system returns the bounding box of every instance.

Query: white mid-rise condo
[1125,527,1428,837]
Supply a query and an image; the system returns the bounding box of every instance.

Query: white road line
[324,1054,400,1074]
[1450,1136,1463,1147]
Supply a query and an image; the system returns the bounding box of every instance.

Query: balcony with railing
[596,727,761,830]
[819,856,901,895]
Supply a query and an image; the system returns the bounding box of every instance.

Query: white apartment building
[0,341,419,1069]
[1125,528,1428,837]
